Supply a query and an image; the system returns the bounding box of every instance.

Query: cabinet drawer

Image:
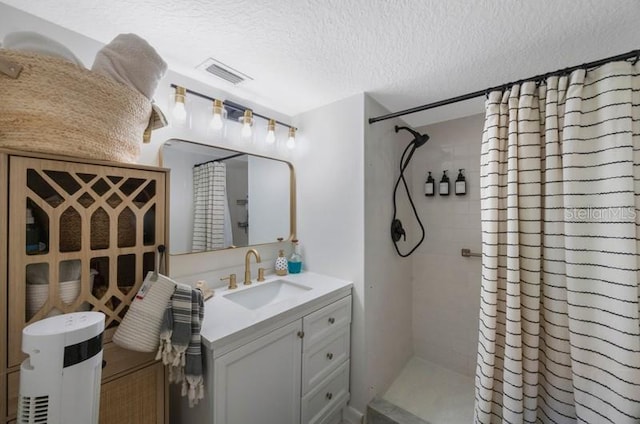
[302,324,350,395]
[102,341,158,381]
[301,360,349,424]
[303,296,351,348]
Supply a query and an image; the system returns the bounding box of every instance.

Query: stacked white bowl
[26,263,95,317]
[26,280,80,317]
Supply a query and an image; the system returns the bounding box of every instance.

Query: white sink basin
[223,279,312,310]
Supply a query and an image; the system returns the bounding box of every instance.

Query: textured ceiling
[3,0,640,125]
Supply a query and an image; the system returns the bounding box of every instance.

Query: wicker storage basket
[0,49,151,163]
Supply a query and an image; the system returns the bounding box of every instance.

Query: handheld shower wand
[391,125,429,257]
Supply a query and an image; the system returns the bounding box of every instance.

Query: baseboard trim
[343,405,364,424]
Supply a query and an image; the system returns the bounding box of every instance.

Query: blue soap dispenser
[288,239,303,274]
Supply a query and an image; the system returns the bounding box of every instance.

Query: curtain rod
[169,84,295,129]
[368,49,640,124]
[194,152,245,168]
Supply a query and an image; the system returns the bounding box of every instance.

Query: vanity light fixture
[286,127,296,150]
[266,119,277,144]
[210,99,226,130]
[241,109,254,138]
[168,83,298,148]
[171,86,187,123]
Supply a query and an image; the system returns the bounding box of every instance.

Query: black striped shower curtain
[192,161,231,251]
[475,61,640,423]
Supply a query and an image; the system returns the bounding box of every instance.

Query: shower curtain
[476,60,640,423]
[192,161,233,251]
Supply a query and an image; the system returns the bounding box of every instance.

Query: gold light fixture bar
[169,83,296,130]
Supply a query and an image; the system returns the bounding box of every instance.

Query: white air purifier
[18,311,105,424]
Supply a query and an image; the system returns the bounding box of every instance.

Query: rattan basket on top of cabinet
[0,149,169,424]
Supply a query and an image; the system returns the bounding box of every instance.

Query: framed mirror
[160,139,295,255]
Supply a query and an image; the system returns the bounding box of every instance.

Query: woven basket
[58,204,136,252]
[113,272,176,352]
[0,49,151,163]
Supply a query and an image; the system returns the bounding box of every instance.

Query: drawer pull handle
[326,352,334,360]
[328,317,335,324]
[326,392,333,400]
[297,331,305,339]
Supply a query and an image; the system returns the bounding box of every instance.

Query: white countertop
[200,271,353,351]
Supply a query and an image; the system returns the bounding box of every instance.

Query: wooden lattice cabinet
[0,150,169,424]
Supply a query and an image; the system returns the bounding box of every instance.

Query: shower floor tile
[383,356,475,424]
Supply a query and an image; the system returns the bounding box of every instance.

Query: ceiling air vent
[197,58,253,85]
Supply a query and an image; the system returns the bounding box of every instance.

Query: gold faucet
[244,249,261,285]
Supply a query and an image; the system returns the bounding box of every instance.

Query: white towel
[92,33,167,100]
[2,31,84,67]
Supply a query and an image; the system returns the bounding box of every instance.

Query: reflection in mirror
[161,139,293,255]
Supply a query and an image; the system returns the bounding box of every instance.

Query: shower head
[395,125,430,148]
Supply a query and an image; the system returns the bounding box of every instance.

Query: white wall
[292,93,367,416]
[363,96,414,398]
[161,148,199,254]
[411,113,484,377]
[226,160,249,247]
[248,156,290,244]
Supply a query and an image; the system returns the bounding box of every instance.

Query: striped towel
[156,283,205,407]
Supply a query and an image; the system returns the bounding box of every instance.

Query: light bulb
[172,101,187,122]
[211,113,223,130]
[242,122,252,138]
[210,99,225,131]
[266,119,276,144]
[286,135,295,149]
[286,127,296,149]
[266,130,276,144]
[171,86,187,124]
[241,109,253,138]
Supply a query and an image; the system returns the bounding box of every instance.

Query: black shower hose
[391,140,425,257]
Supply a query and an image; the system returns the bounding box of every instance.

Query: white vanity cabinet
[214,320,303,424]
[177,289,352,424]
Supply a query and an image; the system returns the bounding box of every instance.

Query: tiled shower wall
[411,113,484,377]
